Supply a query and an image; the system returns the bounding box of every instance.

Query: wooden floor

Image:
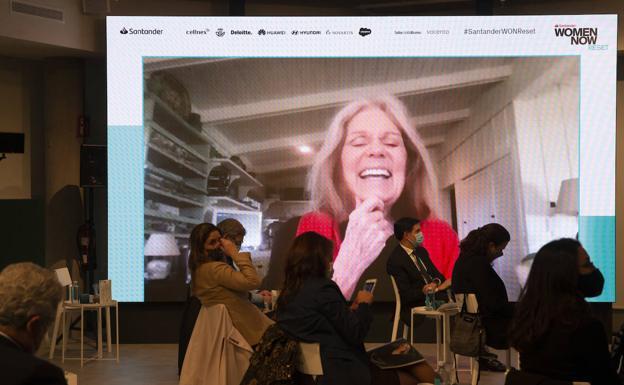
[46,342,510,385]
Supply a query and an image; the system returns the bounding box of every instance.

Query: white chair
[49,267,72,359]
[180,304,253,385]
[454,293,515,385]
[297,342,323,380]
[390,276,409,341]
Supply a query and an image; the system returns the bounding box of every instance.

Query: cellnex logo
[119,27,163,35]
[554,25,597,45]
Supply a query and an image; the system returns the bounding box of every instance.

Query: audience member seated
[508,238,620,385]
[451,223,512,372]
[276,231,437,385]
[179,222,273,373]
[189,222,272,346]
[387,217,451,328]
[179,218,256,373]
[0,262,66,385]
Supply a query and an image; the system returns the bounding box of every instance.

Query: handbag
[449,296,485,357]
[240,324,298,385]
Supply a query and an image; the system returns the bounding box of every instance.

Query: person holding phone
[363,279,377,294]
[276,232,437,385]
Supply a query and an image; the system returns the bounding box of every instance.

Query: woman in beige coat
[188,223,273,346]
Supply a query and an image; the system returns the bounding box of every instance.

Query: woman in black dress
[508,238,620,385]
[276,231,437,385]
[451,224,513,349]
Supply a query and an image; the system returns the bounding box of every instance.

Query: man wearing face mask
[387,217,452,328]
[0,263,67,385]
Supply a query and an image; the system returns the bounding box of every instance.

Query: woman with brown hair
[451,223,512,371]
[508,238,618,384]
[188,223,272,346]
[276,231,437,385]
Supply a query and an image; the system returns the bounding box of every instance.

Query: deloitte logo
[120,27,128,34]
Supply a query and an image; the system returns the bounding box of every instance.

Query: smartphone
[363,279,377,294]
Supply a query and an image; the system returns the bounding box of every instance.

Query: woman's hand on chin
[332,196,392,298]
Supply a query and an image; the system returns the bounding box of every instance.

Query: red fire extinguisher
[77,221,96,270]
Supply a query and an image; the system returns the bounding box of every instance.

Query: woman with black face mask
[187,223,273,347]
[451,223,513,372]
[577,244,605,298]
[508,238,619,385]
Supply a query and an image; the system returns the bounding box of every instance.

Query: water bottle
[436,362,451,385]
[68,282,74,303]
[70,281,80,303]
[425,287,436,310]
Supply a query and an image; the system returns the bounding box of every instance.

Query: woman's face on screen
[340,107,407,209]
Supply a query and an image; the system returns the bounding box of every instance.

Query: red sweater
[296,211,460,279]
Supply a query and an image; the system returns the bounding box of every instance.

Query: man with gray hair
[0,262,67,385]
[217,218,246,250]
[217,218,247,267]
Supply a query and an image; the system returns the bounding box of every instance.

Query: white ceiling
[145,57,514,191]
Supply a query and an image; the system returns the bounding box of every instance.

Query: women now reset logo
[554,26,598,45]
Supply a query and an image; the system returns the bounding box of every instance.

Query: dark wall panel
[0,199,45,269]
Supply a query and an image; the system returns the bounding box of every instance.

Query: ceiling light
[298,145,313,154]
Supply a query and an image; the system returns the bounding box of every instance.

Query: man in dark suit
[0,263,67,385]
[387,217,451,327]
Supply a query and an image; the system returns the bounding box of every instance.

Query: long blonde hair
[307,94,439,222]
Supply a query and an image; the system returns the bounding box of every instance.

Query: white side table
[61,300,119,367]
[411,305,460,381]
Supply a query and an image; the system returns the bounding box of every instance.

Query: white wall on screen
[513,71,579,252]
[432,58,579,299]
